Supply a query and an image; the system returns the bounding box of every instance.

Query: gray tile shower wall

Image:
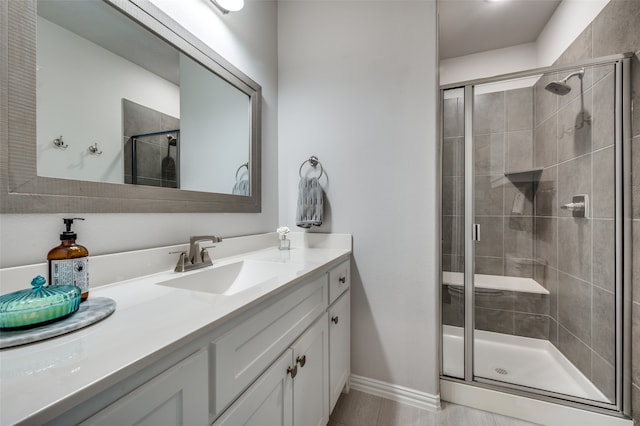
[473,88,535,281]
[532,0,640,406]
[472,87,549,339]
[441,285,549,339]
[441,87,550,341]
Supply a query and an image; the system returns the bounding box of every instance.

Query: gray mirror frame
[0,0,262,213]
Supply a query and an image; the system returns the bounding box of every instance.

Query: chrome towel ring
[299,156,324,179]
[235,162,249,181]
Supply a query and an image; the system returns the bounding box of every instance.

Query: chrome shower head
[544,68,585,96]
[544,81,572,96]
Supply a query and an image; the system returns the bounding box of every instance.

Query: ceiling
[41,0,562,74]
[438,0,562,60]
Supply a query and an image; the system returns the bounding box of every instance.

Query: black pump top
[61,217,84,240]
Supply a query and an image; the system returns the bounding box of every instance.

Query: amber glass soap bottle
[47,218,90,301]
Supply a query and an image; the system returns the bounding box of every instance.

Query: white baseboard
[349,374,441,412]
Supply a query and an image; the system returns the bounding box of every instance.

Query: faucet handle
[170,250,188,272]
[199,243,217,263]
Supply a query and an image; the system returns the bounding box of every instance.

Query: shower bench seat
[442,271,549,295]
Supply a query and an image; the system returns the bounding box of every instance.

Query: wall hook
[88,143,103,156]
[52,136,68,149]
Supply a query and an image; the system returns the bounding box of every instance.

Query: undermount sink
[156,260,296,295]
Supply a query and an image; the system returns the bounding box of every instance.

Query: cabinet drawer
[211,274,328,417]
[328,260,350,305]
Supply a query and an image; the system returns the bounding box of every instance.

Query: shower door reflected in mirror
[123,99,180,189]
[441,57,627,410]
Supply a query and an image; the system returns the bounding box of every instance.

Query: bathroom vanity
[0,233,351,425]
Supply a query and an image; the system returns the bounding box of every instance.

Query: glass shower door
[471,62,618,404]
[441,56,630,414]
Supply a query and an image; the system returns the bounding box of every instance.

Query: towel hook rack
[52,136,68,149]
[88,143,103,156]
[299,155,324,179]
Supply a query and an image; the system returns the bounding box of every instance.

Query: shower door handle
[473,224,481,242]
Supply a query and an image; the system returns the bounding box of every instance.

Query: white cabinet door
[292,314,329,426]
[213,349,293,426]
[329,289,350,413]
[81,350,208,426]
[211,274,327,417]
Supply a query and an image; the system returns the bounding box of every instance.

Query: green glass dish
[0,276,81,329]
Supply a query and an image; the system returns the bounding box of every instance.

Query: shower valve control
[561,194,589,218]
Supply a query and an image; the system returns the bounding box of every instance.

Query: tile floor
[328,390,539,426]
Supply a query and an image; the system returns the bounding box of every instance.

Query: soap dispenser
[47,218,90,301]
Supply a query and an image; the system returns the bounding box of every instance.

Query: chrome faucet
[171,235,222,272]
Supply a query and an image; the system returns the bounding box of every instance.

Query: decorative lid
[0,276,81,329]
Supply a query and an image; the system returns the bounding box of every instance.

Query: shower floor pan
[442,325,608,403]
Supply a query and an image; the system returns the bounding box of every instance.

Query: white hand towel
[296,177,323,228]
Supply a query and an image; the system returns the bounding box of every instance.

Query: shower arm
[562,69,584,83]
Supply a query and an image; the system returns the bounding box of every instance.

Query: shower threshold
[442,325,608,403]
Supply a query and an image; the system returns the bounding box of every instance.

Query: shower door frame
[439,53,633,417]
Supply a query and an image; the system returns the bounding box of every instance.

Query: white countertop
[0,236,351,425]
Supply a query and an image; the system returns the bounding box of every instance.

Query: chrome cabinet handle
[296,355,306,368]
[339,276,346,284]
[287,365,298,379]
[331,316,339,324]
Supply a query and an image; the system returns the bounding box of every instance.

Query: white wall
[179,54,249,194]
[439,43,537,86]
[0,0,278,268]
[536,0,610,67]
[278,1,440,395]
[37,16,180,184]
[440,0,610,85]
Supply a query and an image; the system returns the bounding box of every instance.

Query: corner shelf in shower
[504,167,543,184]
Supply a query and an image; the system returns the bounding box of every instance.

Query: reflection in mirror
[35,0,251,196]
[123,99,180,188]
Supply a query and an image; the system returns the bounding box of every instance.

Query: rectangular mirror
[1,0,261,213]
